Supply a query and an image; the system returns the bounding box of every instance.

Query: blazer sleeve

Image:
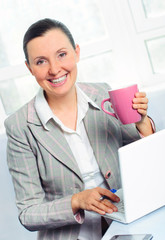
[120,123,142,145]
[5,116,83,231]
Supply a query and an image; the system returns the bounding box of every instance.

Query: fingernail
[115,197,120,202]
[108,209,113,214]
[113,206,118,212]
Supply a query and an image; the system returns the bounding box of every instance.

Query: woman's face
[26,29,80,100]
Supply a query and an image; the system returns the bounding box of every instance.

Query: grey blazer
[5,83,140,240]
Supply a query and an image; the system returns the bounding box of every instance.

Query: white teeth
[51,75,66,84]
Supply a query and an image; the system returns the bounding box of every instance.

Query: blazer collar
[27,98,83,180]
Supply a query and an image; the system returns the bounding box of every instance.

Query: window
[145,36,165,74]
[127,0,165,83]
[142,0,165,18]
[128,0,165,31]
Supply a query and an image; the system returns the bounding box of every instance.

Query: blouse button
[105,170,111,179]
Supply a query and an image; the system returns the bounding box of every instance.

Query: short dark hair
[23,18,76,64]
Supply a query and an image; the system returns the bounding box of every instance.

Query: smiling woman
[4,18,154,240]
[1,1,165,240]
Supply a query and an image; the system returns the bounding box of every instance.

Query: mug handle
[101,98,117,119]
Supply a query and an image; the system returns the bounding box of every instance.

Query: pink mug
[101,84,141,124]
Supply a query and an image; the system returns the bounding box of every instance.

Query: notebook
[104,129,165,223]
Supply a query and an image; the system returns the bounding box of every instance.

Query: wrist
[136,116,153,136]
[71,193,80,214]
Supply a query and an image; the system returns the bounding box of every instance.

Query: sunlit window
[145,36,165,74]
[142,0,165,18]
[78,51,115,84]
[0,75,39,115]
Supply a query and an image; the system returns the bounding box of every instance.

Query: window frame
[128,0,165,32]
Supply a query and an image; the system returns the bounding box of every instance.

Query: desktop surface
[102,206,165,240]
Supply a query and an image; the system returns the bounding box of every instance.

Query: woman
[5,18,154,240]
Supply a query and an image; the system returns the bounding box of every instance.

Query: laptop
[104,129,165,223]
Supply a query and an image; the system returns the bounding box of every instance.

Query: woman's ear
[75,44,80,63]
[25,61,33,75]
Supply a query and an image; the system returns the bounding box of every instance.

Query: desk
[102,206,165,240]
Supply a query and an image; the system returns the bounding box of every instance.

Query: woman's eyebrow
[34,56,47,60]
[33,48,67,60]
[57,48,67,52]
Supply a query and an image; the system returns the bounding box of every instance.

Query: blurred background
[0,0,165,239]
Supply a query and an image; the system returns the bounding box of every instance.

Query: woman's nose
[48,61,61,75]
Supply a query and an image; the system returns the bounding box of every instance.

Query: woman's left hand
[132,92,154,136]
[132,92,148,119]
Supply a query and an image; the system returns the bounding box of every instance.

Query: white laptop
[104,129,165,223]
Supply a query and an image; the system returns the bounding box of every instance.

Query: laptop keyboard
[114,199,125,213]
[103,189,125,221]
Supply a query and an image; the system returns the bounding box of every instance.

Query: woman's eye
[59,52,66,58]
[36,59,45,65]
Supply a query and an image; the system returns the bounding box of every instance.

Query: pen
[100,188,117,201]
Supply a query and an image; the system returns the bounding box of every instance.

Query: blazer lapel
[27,99,83,180]
[84,103,108,168]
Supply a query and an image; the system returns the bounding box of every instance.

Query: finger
[134,92,146,98]
[133,97,148,104]
[99,192,120,203]
[85,199,108,214]
[90,205,106,215]
[137,109,147,116]
[94,200,114,214]
[102,199,118,212]
[132,103,148,110]
[99,194,119,203]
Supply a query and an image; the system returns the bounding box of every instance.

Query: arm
[5,119,78,231]
[133,92,154,136]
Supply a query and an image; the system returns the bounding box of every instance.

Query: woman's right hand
[71,187,120,215]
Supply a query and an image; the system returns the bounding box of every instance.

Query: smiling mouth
[48,74,67,84]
